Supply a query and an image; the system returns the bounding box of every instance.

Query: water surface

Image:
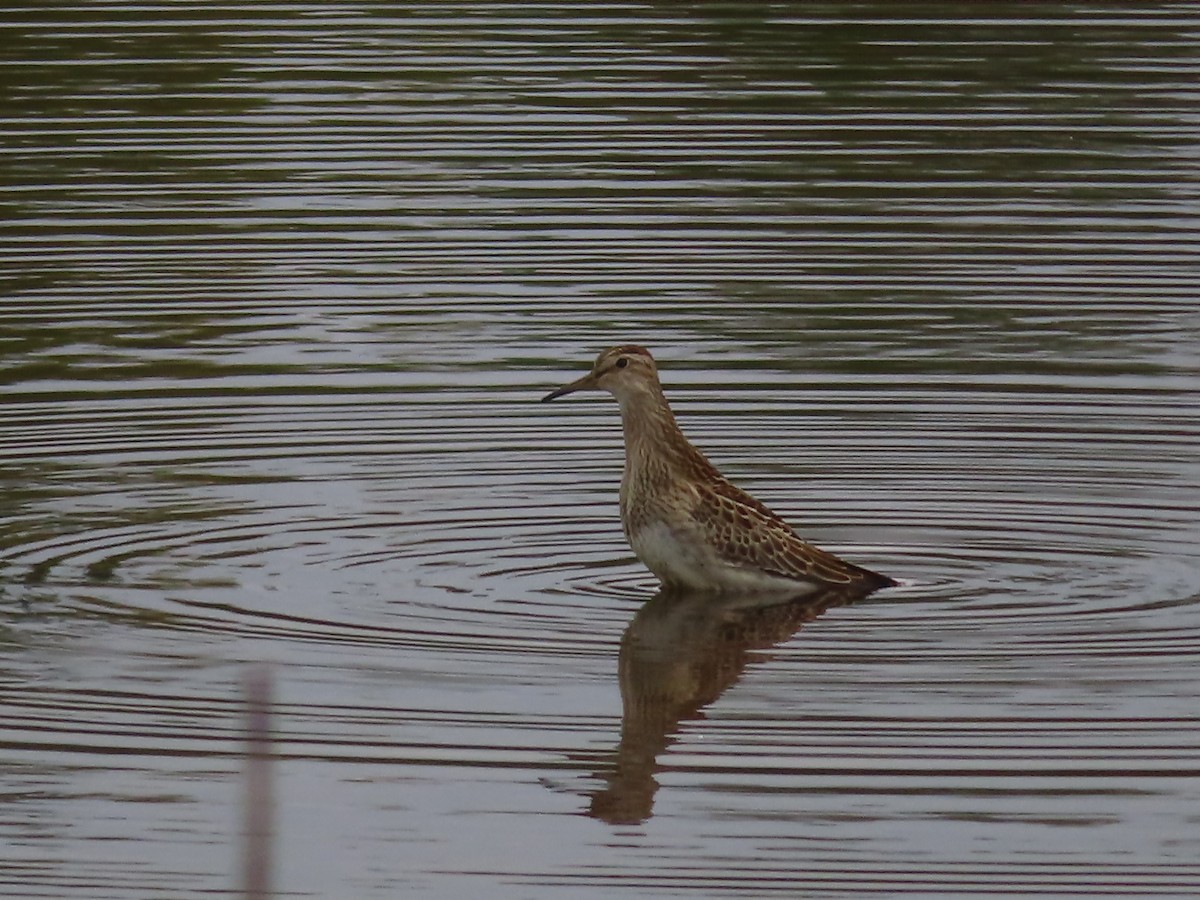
[2,3,1199,898]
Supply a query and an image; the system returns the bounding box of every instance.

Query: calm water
[2,3,1199,897]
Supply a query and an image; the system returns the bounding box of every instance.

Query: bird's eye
[615,357,628,369]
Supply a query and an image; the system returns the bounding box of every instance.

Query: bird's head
[541,345,661,406]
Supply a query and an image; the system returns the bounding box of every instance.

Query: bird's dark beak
[542,370,599,402]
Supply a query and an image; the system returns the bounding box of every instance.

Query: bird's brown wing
[691,476,885,587]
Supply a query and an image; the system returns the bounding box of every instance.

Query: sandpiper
[542,345,895,596]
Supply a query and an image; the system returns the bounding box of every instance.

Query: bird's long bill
[541,371,597,402]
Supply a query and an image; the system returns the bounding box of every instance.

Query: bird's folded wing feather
[692,477,863,585]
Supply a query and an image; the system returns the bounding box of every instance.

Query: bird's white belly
[629,521,818,595]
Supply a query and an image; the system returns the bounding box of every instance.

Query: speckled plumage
[543,345,894,596]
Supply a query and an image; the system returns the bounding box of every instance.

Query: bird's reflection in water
[586,586,869,825]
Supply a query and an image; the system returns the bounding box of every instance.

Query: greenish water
[2,4,1199,898]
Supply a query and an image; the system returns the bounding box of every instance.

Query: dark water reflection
[587,587,866,826]
[3,2,1200,898]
